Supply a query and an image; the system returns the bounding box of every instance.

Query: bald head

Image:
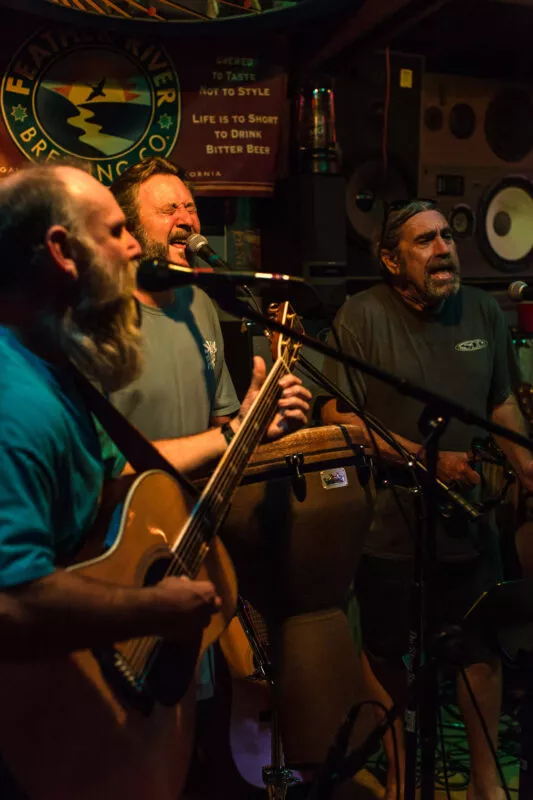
[0,163,143,389]
[1,163,92,206]
[54,165,117,220]
[0,164,133,295]
[0,165,80,293]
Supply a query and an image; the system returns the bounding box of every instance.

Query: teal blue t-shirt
[0,327,125,588]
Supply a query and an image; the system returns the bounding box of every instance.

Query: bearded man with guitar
[0,163,310,800]
[109,157,242,742]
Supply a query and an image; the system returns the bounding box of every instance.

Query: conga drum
[219,424,376,768]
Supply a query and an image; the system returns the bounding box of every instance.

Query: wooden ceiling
[7,0,533,81]
[375,0,533,81]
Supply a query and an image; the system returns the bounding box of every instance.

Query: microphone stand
[298,355,475,798]
[406,406,448,800]
[211,288,533,800]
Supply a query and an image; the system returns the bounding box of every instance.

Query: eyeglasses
[378,197,437,258]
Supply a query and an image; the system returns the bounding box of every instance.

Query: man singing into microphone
[109,157,248,785]
[322,199,533,800]
[110,157,240,440]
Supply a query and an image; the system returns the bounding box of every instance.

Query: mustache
[168,231,190,245]
[427,259,459,274]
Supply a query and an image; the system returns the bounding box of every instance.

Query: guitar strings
[123,353,295,676]
[124,316,302,675]
[163,320,301,587]
[123,361,286,674]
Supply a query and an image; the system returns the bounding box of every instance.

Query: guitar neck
[172,357,289,577]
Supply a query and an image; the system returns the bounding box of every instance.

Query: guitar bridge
[92,647,155,717]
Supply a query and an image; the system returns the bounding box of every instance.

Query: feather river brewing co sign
[1,27,181,186]
[0,13,286,195]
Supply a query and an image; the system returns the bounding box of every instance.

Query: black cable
[390,704,401,800]
[458,665,512,800]
[306,700,399,800]
[350,700,401,800]
[438,701,453,800]
[346,700,400,800]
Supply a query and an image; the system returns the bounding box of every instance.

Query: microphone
[186,232,229,269]
[508,280,533,301]
[136,258,305,293]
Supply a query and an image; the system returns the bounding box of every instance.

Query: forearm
[153,424,232,476]
[491,393,533,478]
[120,424,233,478]
[210,415,233,427]
[0,569,171,659]
[321,398,421,465]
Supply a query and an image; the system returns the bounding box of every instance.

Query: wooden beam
[298,0,450,78]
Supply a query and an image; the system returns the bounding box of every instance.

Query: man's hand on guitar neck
[231,356,311,442]
[134,357,310,478]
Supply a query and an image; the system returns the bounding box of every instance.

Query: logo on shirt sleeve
[203,340,217,370]
[455,339,488,352]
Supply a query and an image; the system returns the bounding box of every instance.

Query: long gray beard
[60,297,142,393]
[37,243,143,393]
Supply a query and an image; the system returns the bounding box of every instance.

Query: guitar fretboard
[171,356,292,579]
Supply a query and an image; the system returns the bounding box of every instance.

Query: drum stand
[236,597,297,800]
[262,707,296,800]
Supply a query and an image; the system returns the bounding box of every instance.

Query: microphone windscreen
[508,280,527,301]
[186,232,209,255]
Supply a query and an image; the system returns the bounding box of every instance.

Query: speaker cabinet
[334,51,424,277]
[420,73,533,277]
[259,174,348,315]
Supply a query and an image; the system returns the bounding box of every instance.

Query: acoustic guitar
[0,302,302,800]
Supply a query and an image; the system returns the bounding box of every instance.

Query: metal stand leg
[263,704,298,800]
[236,597,298,799]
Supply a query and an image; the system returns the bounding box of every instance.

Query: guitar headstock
[267,302,303,369]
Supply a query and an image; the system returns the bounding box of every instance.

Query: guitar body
[219,615,273,788]
[0,303,299,799]
[0,471,237,800]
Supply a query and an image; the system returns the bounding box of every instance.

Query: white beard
[40,239,143,392]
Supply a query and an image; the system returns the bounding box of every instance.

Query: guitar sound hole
[141,556,202,708]
[144,556,174,587]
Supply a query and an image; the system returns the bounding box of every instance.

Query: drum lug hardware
[285,452,304,480]
[286,453,306,502]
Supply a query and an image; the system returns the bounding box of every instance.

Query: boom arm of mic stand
[297,355,482,523]
[213,292,533,456]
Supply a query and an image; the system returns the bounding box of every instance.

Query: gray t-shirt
[111,287,240,440]
[323,283,515,561]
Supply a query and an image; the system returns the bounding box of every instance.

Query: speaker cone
[485,87,533,163]
[478,176,533,273]
[345,158,412,243]
[449,204,475,239]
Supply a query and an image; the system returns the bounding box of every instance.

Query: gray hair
[373,199,437,270]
